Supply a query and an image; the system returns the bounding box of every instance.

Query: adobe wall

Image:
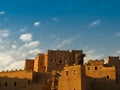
[85,65,116,90]
[0,70,52,90]
[47,50,70,72]
[44,53,48,72]
[24,50,85,72]
[58,65,86,90]
[46,50,84,72]
[15,83,43,90]
[0,79,50,90]
[1,50,120,90]
[0,76,32,90]
[35,72,52,84]
[106,56,120,83]
[15,83,51,90]
[0,70,33,79]
[87,60,104,65]
[85,66,116,81]
[24,59,34,71]
[34,54,45,72]
[91,82,120,90]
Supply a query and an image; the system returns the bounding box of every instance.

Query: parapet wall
[0,69,33,79]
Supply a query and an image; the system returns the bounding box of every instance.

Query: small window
[88,67,90,70]
[41,80,44,83]
[74,88,76,90]
[66,71,69,76]
[107,75,109,79]
[59,60,62,64]
[14,82,17,87]
[50,59,52,62]
[5,82,7,87]
[28,80,31,84]
[73,70,77,75]
[95,66,97,70]
[30,67,32,70]
[40,63,42,65]
[94,79,96,81]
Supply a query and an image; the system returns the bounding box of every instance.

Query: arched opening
[107,75,109,79]
[95,66,97,70]
[14,82,17,87]
[5,82,7,87]
[59,60,62,64]
[28,80,31,84]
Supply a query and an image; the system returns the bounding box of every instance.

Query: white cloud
[0,29,10,44]
[56,39,72,48]
[51,34,57,38]
[112,50,120,58]
[19,33,32,42]
[0,30,41,71]
[0,46,4,49]
[0,11,5,15]
[34,22,40,27]
[0,40,40,71]
[85,49,96,54]
[114,50,120,56]
[116,50,120,54]
[50,35,80,49]
[20,27,28,32]
[28,49,40,54]
[52,18,59,22]
[0,30,10,38]
[2,61,25,71]
[0,49,27,71]
[115,32,120,37]
[84,49,103,62]
[0,52,13,66]
[89,20,101,27]
[23,41,40,48]
[11,45,16,49]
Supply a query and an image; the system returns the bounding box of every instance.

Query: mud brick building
[0,49,120,90]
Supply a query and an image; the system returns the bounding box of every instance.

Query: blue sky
[0,0,120,70]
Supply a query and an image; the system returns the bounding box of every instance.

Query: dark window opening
[28,80,31,84]
[95,66,97,70]
[14,82,17,87]
[50,59,52,62]
[66,71,69,76]
[40,63,42,65]
[73,70,77,75]
[5,82,7,87]
[41,80,44,83]
[74,88,76,90]
[30,67,32,70]
[94,79,96,81]
[59,60,62,64]
[73,62,75,64]
[88,67,90,70]
[107,75,109,79]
